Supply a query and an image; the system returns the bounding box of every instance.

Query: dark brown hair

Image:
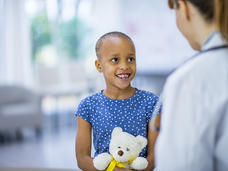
[168,0,214,22]
[216,0,228,42]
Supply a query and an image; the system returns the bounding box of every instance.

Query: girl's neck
[103,86,136,100]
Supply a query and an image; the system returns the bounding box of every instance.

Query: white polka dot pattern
[75,88,161,157]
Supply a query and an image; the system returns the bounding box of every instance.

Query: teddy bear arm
[93,153,112,170]
[130,157,148,170]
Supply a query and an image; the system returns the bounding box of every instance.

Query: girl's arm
[76,116,134,171]
[143,113,161,171]
[75,116,102,171]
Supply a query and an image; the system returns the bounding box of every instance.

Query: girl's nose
[119,62,129,70]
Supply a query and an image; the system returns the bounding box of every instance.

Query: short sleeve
[147,95,162,121]
[75,98,91,123]
[152,96,162,117]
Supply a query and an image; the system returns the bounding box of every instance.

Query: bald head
[95,31,135,59]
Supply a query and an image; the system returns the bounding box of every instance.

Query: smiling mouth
[116,73,131,80]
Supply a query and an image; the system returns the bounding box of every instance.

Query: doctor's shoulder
[164,50,227,95]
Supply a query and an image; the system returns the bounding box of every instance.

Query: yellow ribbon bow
[106,156,137,171]
[106,156,125,171]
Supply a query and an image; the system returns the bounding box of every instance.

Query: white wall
[0,0,32,87]
[119,0,195,73]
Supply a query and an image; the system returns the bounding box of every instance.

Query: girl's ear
[95,59,103,72]
[179,0,190,21]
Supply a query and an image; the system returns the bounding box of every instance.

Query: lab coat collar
[201,31,227,51]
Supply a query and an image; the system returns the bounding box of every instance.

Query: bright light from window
[61,0,76,21]
[46,0,58,21]
[25,0,38,16]
[78,0,92,20]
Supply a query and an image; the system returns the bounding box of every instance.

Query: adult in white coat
[155,0,228,171]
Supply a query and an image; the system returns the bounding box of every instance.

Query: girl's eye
[126,148,130,151]
[111,58,118,63]
[128,57,135,62]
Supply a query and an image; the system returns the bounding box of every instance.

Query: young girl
[75,32,161,171]
[156,0,228,170]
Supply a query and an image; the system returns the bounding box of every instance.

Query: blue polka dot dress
[75,88,161,157]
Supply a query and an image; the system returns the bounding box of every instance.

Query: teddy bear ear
[136,135,147,149]
[112,127,123,137]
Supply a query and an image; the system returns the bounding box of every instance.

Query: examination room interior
[0,0,195,170]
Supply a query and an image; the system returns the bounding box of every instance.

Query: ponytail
[216,0,228,42]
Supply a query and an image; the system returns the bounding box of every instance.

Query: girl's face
[96,36,136,91]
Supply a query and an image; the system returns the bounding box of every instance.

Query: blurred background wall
[0,0,195,170]
[0,0,195,93]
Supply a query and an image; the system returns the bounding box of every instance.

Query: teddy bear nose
[118,150,124,156]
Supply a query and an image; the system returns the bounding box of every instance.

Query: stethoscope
[191,44,228,58]
[174,31,228,73]
[170,44,228,75]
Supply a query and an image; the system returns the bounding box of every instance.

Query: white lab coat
[155,32,228,171]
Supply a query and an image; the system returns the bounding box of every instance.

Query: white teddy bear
[93,127,148,171]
